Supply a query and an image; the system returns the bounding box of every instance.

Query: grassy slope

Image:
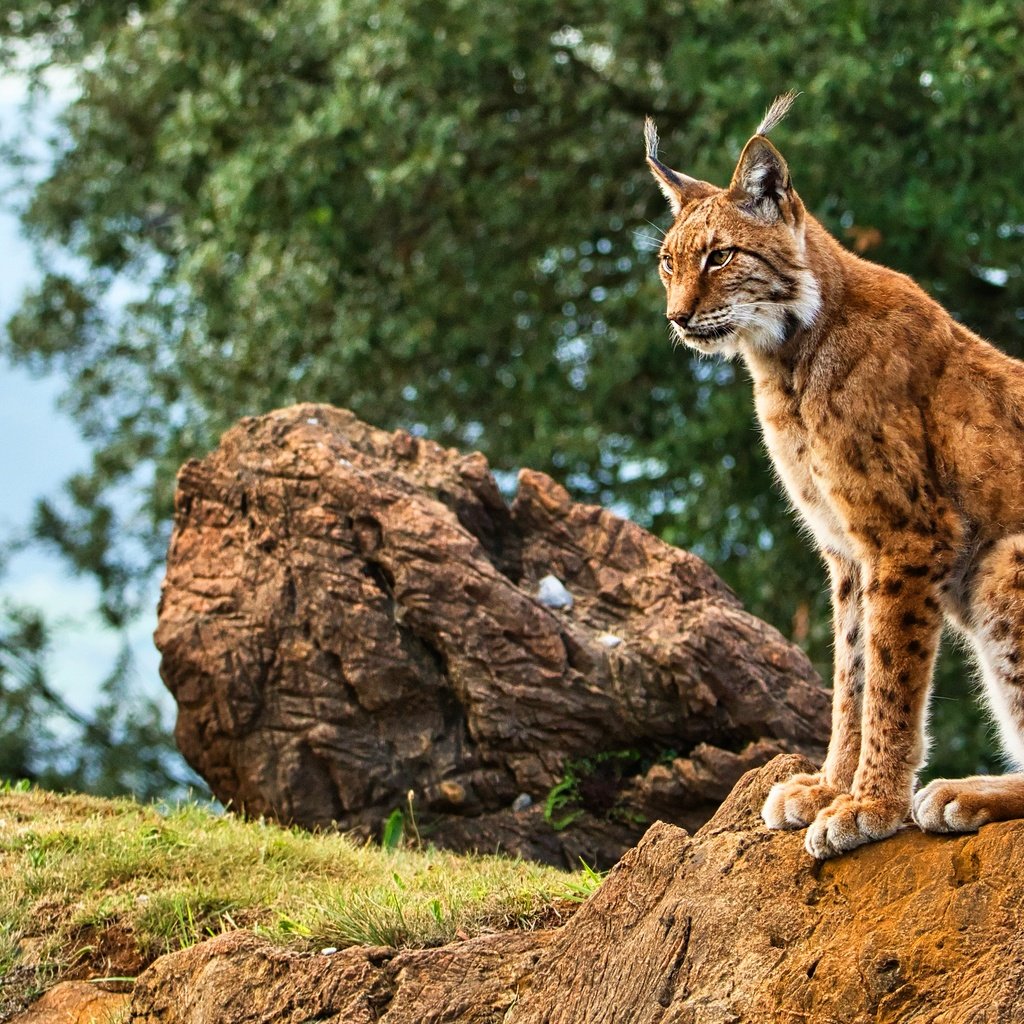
[0,784,593,1017]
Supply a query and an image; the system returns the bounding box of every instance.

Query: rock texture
[128,755,1024,1024]
[8,982,128,1024]
[156,404,828,866]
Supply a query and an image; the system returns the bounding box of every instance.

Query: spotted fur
[647,96,1024,858]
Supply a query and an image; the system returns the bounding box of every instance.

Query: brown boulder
[128,755,1024,1023]
[156,404,827,866]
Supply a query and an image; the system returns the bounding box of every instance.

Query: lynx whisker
[633,231,665,251]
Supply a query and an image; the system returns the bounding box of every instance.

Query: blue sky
[0,65,166,719]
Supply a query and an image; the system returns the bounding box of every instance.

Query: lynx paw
[762,773,842,830]
[804,794,907,860]
[912,780,992,833]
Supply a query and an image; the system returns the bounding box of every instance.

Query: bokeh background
[1,0,1021,799]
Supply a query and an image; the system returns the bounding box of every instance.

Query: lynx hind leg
[917,536,1024,833]
[914,774,1024,832]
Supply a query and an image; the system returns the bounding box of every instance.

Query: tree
[0,600,202,798]
[1,0,1021,784]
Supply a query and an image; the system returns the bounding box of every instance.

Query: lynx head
[645,93,820,358]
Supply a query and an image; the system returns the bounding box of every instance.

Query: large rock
[128,755,1024,1023]
[156,404,828,866]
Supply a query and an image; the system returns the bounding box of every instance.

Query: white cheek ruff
[737,268,822,354]
[792,269,822,329]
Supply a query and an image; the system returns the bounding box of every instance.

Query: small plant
[380,790,423,851]
[136,891,239,954]
[316,888,411,947]
[172,895,198,949]
[543,749,664,831]
[429,898,444,927]
[0,919,20,979]
[543,776,583,831]
[560,859,607,903]
[404,790,422,849]
[274,913,312,938]
[381,809,404,851]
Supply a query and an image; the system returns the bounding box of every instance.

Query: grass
[0,784,598,1016]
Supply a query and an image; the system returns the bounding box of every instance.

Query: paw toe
[762,781,804,830]
[913,782,990,833]
[761,774,839,832]
[804,795,904,860]
[804,807,865,859]
[761,783,792,830]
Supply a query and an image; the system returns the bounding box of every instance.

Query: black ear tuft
[645,117,717,216]
[755,91,799,137]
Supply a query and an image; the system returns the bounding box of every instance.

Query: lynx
[646,93,1024,859]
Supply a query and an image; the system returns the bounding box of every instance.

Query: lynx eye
[706,248,735,270]
[660,253,673,275]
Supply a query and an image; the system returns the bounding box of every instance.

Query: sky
[0,64,166,719]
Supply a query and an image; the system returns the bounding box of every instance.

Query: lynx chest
[751,376,855,560]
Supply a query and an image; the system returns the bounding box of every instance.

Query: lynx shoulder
[646,95,1024,858]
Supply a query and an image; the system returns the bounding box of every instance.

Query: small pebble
[512,793,533,812]
[321,947,338,956]
[537,574,573,610]
[598,633,622,648]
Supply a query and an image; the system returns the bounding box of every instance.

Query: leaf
[381,809,404,851]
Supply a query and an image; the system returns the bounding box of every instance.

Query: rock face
[128,755,1024,1024]
[8,982,128,1024]
[156,404,828,866]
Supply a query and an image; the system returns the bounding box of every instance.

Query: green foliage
[137,891,240,952]
[544,775,583,832]
[315,886,415,948]
[544,748,666,830]
[2,0,1022,781]
[381,808,406,851]
[0,919,19,980]
[559,859,607,903]
[925,637,1003,784]
[380,790,423,850]
[0,601,202,800]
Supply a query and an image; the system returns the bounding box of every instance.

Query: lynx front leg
[805,554,943,858]
[763,552,864,829]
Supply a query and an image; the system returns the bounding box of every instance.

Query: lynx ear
[644,117,715,215]
[729,136,792,223]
